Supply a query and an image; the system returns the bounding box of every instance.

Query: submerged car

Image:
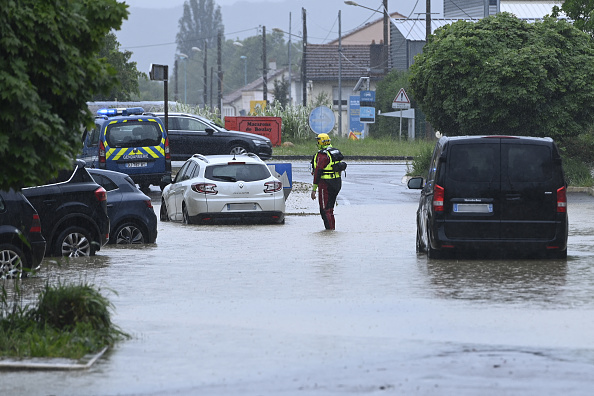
[153,112,273,161]
[160,154,285,224]
[407,135,568,259]
[0,190,46,278]
[87,169,158,244]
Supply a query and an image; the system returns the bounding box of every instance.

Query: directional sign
[392,88,410,109]
[309,106,335,134]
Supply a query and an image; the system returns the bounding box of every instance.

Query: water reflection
[424,258,568,306]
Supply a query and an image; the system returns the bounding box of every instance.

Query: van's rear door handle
[43,199,56,206]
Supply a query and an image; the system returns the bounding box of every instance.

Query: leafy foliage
[272,76,290,108]
[176,0,224,57]
[370,69,411,138]
[92,32,144,101]
[0,0,128,190]
[409,13,594,141]
[553,0,594,38]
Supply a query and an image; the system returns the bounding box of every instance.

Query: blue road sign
[309,106,335,135]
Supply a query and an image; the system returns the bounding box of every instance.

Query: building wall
[444,0,499,18]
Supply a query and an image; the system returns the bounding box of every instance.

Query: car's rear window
[106,122,162,148]
[205,163,270,182]
[448,144,498,182]
[507,145,552,182]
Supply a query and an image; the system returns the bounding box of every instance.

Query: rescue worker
[310,133,342,230]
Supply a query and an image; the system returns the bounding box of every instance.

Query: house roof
[327,11,406,45]
[222,67,288,104]
[501,1,564,19]
[306,44,385,81]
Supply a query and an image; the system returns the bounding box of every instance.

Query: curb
[0,347,107,371]
[567,186,594,196]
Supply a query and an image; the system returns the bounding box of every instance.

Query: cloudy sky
[117,0,444,70]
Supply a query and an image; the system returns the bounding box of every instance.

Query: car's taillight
[145,199,153,209]
[164,137,170,160]
[99,141,106,164]
[433,184,444,212]
[191,183,218,194]
[30,214,42,233]
[264,181,282,193]
[94,187,107,202]
[557,186,567,213]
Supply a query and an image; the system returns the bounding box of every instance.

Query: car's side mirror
[205,128,214,135]
[407,176,424,189]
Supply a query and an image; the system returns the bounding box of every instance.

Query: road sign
[392,88,410,109]
[308,106,335,135]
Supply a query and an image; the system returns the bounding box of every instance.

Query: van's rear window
[449,144,498,182]
[106,122,162,148]
[507,145,552,182]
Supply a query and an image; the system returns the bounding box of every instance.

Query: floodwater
[2,162,594,395]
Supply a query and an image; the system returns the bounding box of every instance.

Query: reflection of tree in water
[425,258,568,306]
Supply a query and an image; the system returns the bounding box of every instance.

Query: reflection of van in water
[408,136,568,259]
[80,107,172,190]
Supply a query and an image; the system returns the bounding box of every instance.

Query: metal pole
[338,10,342,137]
[184,59,187,104]
[262,26,267,104]
[203,46,207,108]
[288,12,292,104]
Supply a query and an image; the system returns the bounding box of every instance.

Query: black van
[407,136,568,259]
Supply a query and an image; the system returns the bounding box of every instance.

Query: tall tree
[0,0,128,190]
[92,32,144,101]
[176,0,224,55]
[552,0,594,38]
[409,13,594,141]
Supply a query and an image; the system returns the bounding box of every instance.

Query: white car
[160,154,285,224]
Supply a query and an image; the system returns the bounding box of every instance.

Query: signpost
[150,64,169,132]
[392,88,411,140]
[360,90,376,123]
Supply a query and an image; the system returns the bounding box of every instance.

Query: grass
[273,136,434,158]
[0,280,128,359]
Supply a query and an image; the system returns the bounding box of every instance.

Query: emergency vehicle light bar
[97,107,146,117]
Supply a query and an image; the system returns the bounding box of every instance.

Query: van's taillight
[30,214,42,233]
[433,184,445,212]
[94,187,107,202]
[99,140,106,167]
[164,137,170,160]
[557,186,567,213]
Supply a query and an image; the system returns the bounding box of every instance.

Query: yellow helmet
[316,133,331,146]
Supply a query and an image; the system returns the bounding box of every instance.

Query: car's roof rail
[246,153,262,161]
[192,154,209,163]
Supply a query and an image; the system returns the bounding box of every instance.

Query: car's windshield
[205,163,270,182]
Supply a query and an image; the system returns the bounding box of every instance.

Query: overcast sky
[117,0,444,71]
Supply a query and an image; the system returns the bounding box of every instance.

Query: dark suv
[153,112,273,161]
[408,136,568,259]
[0,190,46,277]
[22,161,110,257]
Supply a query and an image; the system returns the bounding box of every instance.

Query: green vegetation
[1,280,128,359]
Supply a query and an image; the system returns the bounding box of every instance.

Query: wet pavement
[2,162,594,395]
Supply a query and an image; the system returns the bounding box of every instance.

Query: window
[332,86,349,107]
[178,117,209,132]
[90,173,118,191]
[106,122,161,148]
[206,164,270,182]
[508,145,551,183]
[449,144,498,182]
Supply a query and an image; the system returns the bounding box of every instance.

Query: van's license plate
[453,203,493,213]
[127,162,147,168]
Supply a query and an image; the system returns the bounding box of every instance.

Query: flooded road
[3,162,594,395]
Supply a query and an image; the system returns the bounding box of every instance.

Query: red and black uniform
[312,146,342,230]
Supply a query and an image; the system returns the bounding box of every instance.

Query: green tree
[370,69,411,138]
[409,13,594,141]
[272,76,289,108]
[0,0,128,190]
[176,0,224,55]
[552,0,594,38]
[92,32,144,101]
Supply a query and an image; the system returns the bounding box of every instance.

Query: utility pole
[426,0,431,42]
[288,12,292,104]
[383,0,389,72]
[203,45,207,108]
[338,10,342,137]
[174,59,179,102]
[217,30,222,112]
[262,26,268,104]
[302,7,307,106]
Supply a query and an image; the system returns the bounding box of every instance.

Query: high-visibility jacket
[313,146,341,180]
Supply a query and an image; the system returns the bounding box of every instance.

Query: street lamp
[176,53,188,104]
[240,55,247,86]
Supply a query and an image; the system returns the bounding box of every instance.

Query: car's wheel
[54,226,94,257]
[426,228,441,259]
[229,144,248,156]
[160,199,169,222]
[113,222,146,244]
[182,203,192,225]
[416,226,425,253]
[0,243,24,279]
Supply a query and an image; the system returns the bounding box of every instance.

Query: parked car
[87,168,158,244]
[153,112,273,161]
[0,190,46,278]
[407,135,568,259]
[161,153,285,224]
[22,161,110,257]
[79,107,172,190]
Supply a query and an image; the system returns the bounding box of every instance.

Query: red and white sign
[392,88,410,109]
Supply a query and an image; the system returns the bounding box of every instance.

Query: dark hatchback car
[0,190,46,278]
[153,112,273,161]
[408,135,568,259]
[87,168,158,244]
[22,161,110,257]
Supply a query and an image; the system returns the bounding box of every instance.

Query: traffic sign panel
[392,88,410,109]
